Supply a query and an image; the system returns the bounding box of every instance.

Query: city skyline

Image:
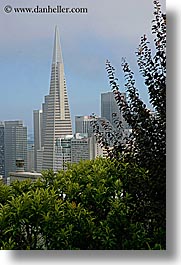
[0,0,166,133]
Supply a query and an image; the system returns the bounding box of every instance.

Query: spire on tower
[52,26,63,64]
[42,26,72,171]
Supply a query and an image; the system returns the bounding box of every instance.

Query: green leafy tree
[91,0,166,246]
[0,158,164,250]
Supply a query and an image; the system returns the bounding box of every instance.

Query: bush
[0,158,165,250]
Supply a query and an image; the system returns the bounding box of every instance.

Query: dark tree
[92,0,166,247]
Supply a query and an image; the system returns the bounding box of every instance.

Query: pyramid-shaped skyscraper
[42,26,72,170]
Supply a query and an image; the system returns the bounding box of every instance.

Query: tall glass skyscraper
[42,26,72,170]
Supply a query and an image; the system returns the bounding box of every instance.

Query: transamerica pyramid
[42,26,72,170]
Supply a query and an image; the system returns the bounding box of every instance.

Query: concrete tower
[42,26,72,170]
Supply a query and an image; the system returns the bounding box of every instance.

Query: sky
[0,0,166,133]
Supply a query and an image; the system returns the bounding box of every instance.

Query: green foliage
[0,180,12,205]
[91,0,166,247]
[0,157,164,250]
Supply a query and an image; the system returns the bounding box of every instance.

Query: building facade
[33,110,43,171]
[54,137,72,171]
[27,145,34,172]
[4,121,27,179]
[75,116,94,137]
[101,91,128,129]
[71,137,90,164]
[75,115,109,159]
[37,148,44,173]
[54,135,90,170]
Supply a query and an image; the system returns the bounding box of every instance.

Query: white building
[75,116,105,159]
[71,136,90,164]
[54,137,72,171]
[42,26,72,171]
[75,115,95,137]
[33,110,43,171]
[37,148,44,173]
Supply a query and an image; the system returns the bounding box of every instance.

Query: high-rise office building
[33,110,43,171]
[101,92,128,129]
[4,121,27,179]
[75,116,105,159]
[0,122,5,179]
[36,149,44,173]
[75,116,94,137]
[27,142,34,172]
[71,136,90,164]
[42,95,49,147]
[42,26,72,170]
[54,137,72,171]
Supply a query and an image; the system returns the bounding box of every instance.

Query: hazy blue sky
[0,0,166,133]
